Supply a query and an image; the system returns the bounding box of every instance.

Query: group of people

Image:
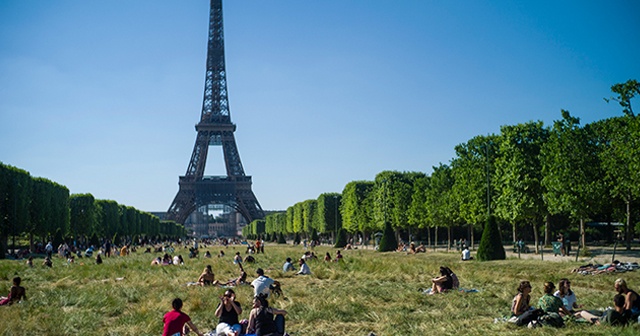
[191,264,247,288]
[151,253,185,266]
[165,267,288,336]
[511,277,639,327]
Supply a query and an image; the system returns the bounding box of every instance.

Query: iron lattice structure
[167,0,264,225]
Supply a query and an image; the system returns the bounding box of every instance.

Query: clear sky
[1,0,639,213]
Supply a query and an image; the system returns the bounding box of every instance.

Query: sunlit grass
[0,244,639,335]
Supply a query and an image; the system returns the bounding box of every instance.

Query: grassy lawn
[1,244,639,335]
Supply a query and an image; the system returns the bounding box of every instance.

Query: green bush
[378,221,397,252]
[278,232,286,244]
[293,233,301,245]
[476,215,505,261]
[335,229,347,248]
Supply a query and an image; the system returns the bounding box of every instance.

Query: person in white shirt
[251,268,274,298]
[461,247,472,261]
[296,258,311,275]
[282,258,295,272]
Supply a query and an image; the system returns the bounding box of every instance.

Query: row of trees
[0,162,186,259]
[245,80,639,252]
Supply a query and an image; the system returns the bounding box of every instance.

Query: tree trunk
[580,218,586,249]
[532,222,539,254]
[626,199,631,251]
[447,226,451,252]
[434,226,438,251]
[0,234,7,259]
[512,224,516,243]
[427,227,432,248]
[544,214,551,246]
[470,224,475,250]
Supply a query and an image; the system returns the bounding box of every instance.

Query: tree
[69,193,98,242]
[341,181,375,239]
[541,110,605,249]
[605,79,640,117]
[408,176,430,243]
[0,163,31,258]
[377,220,397,252]
[335,228,347,248]
[314,193,341,241]
[593,116,640,250]
[450,134,499,247]
[425,164,459,250]
[494,121,549,252]
[302,199,317,236]
[476,215,506,261]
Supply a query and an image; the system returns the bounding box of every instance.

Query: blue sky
[1,0,639,213]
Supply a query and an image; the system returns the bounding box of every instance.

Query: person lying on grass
[224,264,248,286]
[162,298,203,336]
[577,294,629,326]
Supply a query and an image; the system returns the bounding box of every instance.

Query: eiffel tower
[167,0,264,229]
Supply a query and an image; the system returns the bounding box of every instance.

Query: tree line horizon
[0,163,186,259]
[244,79,640,253]
[1,80,638,258]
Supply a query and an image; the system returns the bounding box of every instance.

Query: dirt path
[502,244,640,264]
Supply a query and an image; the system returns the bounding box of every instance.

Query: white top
[462,248,471,260]
[251,275,275,298]
[553,290,577,311]
[297,263,311,275]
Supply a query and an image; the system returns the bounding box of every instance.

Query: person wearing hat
[251,268,274,298]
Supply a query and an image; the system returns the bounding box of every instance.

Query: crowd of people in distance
[509,277,639,328]
[6,235,640,335]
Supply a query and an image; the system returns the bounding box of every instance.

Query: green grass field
[1,244,639,336]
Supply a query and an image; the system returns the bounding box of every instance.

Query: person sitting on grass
[407,242,417,254]
[334,250,343,262]
[0,277,27,306]
[461,246,472,261]
[511,281,532,317]
[197,265,218,286]
[538,282,571,316]
[43,257,52,268]
[96,254,103,265]
[296,258,311,275]
[430,266,453,294]
[215,289,243,336]
[162,298,203,336]
[577,294,629,326]
[554,278,582,313]
[614,278,640,320]
[224,264,248,287]
[246,293,287,336]
[251,268,275,298]
[233,252,242,265]
[416,243,426,253]
[283,257,295,272]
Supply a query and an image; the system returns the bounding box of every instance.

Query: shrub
[335,229,347,248]
[278,232,286,244]
[378,221,397,252]
[293,233,301,245]
[476,215,505,261]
